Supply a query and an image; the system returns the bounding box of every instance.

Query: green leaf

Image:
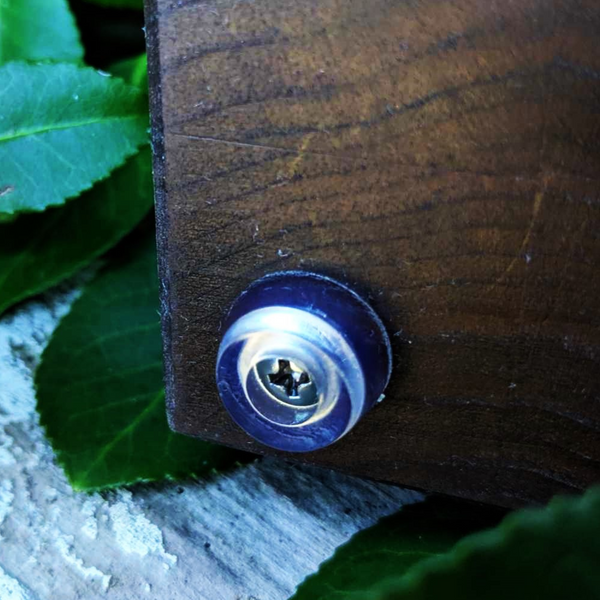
[0,62,148,219]
[82,0,143,10]
[0,148,153,316]
[110,54,148,89]
[0,53,151,315]
[290,497,504,600]
[35,228,247,491]
[0,0,84,64]
[368,487,600,600]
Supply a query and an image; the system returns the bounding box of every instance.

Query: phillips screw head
[216,271,393,452]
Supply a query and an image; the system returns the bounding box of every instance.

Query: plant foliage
[35,228,246,490]
[0,62,148,218]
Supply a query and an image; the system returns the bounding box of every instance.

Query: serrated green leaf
[35,228,247,491]
[0,0,84,64]
[367,487,600,600]
[0,148,153,316]
[0,62,148,218]
[290,497,504,600]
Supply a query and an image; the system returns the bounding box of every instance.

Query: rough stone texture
[0,289,422,600]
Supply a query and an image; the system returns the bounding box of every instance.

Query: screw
[255,358,318,408]
[267,359,311,398]
[216,271,392,452]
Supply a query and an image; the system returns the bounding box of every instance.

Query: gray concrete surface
[0,288,422,600]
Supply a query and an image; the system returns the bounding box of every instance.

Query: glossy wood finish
[145,0,600,507]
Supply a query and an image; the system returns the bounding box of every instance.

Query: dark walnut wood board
[144,0,600,508]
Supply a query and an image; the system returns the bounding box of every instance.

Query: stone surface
[0,289,422,600]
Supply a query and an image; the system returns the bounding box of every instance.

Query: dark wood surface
[145,0,600,508]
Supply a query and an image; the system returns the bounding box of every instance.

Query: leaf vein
[77,389,165,485]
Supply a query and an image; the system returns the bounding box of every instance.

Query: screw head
[216,271,392,452]
[258,358,317,406]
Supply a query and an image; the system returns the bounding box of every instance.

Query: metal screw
[255,358,318,408]
[216,271,393,452]
[268,359,310,398]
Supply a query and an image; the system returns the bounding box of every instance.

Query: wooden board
[144,0,600,508]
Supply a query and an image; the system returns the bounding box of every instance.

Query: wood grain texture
[145,0,600,508]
